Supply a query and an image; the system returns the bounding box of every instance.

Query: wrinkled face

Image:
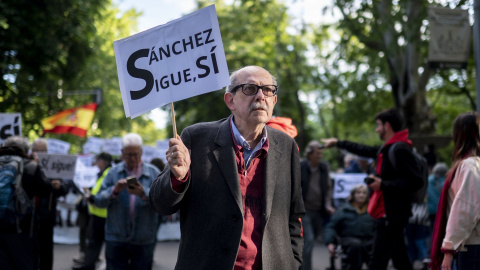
[121,145,142,170]
[32,142,47,153]
[375,119,386,141]
[353,187,368,204]
[224,67,277,127]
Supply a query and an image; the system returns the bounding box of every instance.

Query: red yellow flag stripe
[41,103,97,138]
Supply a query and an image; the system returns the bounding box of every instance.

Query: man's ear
[224,92,235,111]
[384,121,393,133]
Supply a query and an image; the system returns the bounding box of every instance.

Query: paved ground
[54,241,339,270]
[53,241,425,270]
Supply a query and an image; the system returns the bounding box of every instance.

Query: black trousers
[0,232,38,269]
[368,217,412,270]
[82,215,106,269]
[38,219,55,270]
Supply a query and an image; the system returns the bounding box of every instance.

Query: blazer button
[221,247,229,254]
[232,215,239,221]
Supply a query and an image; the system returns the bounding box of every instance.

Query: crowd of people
[1,65,479,270]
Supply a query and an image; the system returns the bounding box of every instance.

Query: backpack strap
[388,142,409,170]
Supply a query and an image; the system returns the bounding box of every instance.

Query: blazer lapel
[213,119,243,214]
[264,129,281,221]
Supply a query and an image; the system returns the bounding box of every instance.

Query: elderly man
[300,141,334,270]
[149,65,305,270]
[95,133,160,270]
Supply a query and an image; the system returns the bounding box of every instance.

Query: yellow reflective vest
[88,167,110,218]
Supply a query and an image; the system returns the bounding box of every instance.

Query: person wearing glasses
[95,133,160,270]
[149,66,305,270]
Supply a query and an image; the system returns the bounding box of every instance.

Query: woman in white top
[431,111,480,270]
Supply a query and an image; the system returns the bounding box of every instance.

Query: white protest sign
[73,159,100,188]
[77,154,94,167]
[47,138,71,154]
[0,113,22,145]
[114,5,230,118]
[142,145,162,163]
[333,173,367,199]
[156,139,169,162]
[37,153,78,180]
[102,137,122,156]
[83,137,105,154]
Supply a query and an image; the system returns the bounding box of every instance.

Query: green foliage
[0,0,166,152]
[169,0,315,149]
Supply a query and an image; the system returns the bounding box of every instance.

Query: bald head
[32,138,48,153]
[225,66,277,93]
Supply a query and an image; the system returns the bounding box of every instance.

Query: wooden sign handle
[170,102,177,138]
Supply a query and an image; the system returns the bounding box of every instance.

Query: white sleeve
[442,159,480,250]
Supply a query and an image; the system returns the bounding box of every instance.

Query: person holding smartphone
[94,133,160,270]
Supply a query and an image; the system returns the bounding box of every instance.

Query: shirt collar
[229,115,269,154]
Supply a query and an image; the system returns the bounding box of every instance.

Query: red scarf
[430,161,461,270]
[367,129,412,219]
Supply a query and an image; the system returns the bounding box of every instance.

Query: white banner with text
[114,5,230,118]
[37,153,78,180]
[0,113,22,145]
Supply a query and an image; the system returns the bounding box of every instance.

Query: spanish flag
[41,103,97,138]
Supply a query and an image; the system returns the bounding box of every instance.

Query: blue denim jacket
[95,161,160,245]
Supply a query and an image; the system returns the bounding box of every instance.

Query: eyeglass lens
[242,84,277,96]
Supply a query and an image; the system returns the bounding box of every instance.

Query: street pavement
[54,240,425,270]
[54,241,336,270]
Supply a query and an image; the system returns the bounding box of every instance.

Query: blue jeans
[406,223,430,262]
[458,245,480,270]
[301,209,328,270]
[105,241,155,270]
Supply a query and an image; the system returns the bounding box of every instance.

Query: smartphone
[126,176,138,188]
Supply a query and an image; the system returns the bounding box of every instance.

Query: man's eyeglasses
[230,84,278,97]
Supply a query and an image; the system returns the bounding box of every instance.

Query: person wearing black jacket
[300,140,335,270]
[0,136,53,269]
[322,108,423,270]
[31,138,69,270]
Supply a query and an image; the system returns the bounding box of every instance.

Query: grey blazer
[149,117,305,270]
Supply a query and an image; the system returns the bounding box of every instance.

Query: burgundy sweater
[171,132,269,270]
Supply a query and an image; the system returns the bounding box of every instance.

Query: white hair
[4,136,30,153]
[122,133,143,148]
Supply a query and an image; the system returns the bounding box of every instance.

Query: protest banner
[156,139,169,162]
[142,145,162,163]
[114,5,230,119]
[83,136,105,154]
[37,153,77,180]
[73,160,100,188]
[77,153,94,167]
[332,173,367,199]
[0,113,22,145]
[102,137,122,156]
[47,138,71,154]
